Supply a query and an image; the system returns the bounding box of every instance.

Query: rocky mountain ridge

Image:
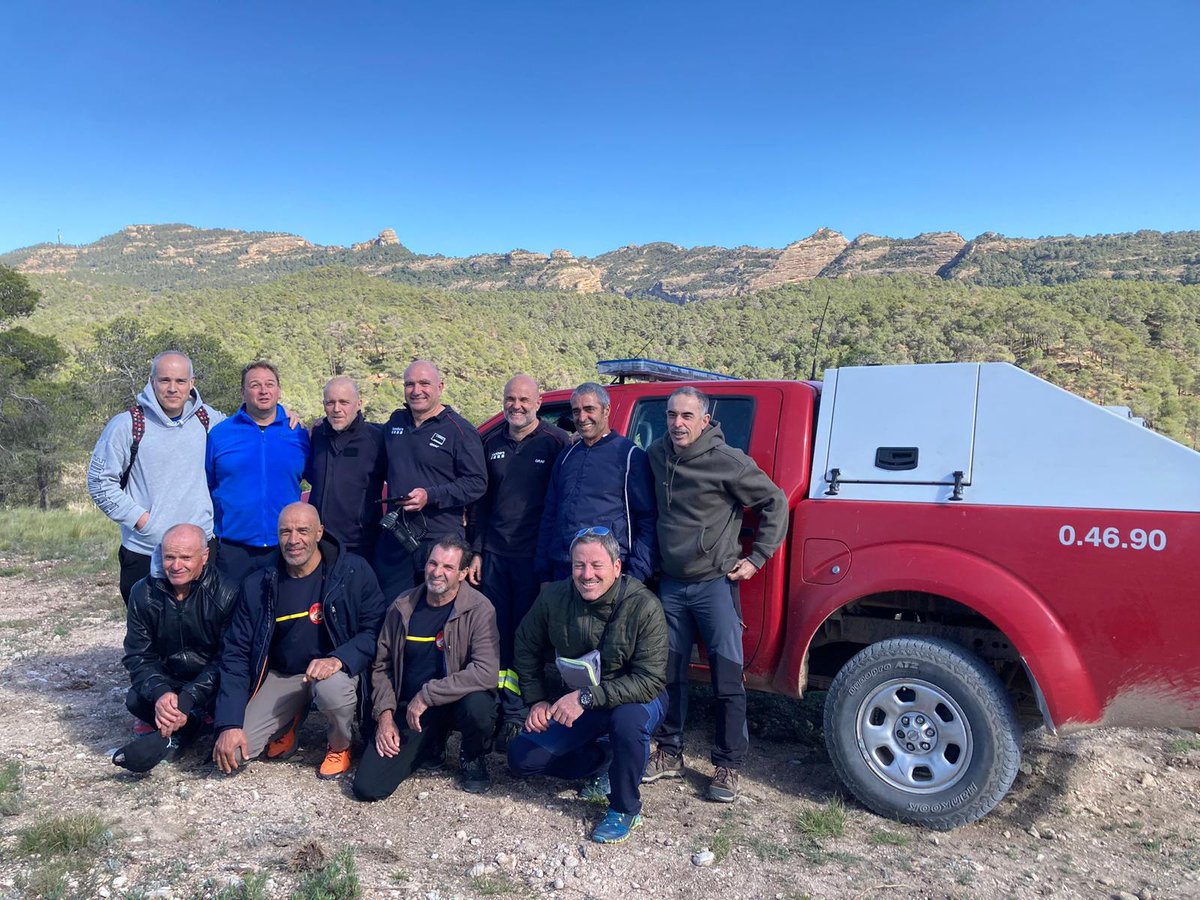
[4,223,1198,300]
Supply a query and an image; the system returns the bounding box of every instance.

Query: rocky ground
[1,556,1198,899]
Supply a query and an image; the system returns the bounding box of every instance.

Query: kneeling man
[508,528,668,844]
[115,523,237,772]
[354,537,499,800]
[213,503,385,779]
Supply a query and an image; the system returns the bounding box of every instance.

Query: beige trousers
[243,669,358,758]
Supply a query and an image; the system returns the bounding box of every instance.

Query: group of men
[89,350,786,844]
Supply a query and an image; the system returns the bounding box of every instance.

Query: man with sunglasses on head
[534,382,657,585]
[508,528,668,844]
[641,386,787,803]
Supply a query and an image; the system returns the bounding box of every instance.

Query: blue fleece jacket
[534,431,658,581]
[205,406,309,547]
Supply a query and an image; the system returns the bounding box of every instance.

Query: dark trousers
[215,539,276,584]
[655,576,749,768]
[480,553,541,723]
[125,688,207,748]
[353,691,497,802]
[374,534,443,601]
[118,546,152,604]
[508,692,667,816]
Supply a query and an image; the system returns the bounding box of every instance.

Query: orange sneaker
[266,714,301,760]
[318,746,352,780]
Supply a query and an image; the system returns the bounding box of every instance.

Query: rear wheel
[823,636,1020,830]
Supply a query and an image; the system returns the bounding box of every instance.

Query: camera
[380,508,422,554]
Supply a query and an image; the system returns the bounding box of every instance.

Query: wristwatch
[579,687,594,710]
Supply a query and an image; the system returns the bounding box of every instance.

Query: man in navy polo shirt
[376,360,487,599]
[466,374,569,746]
[206,360,310,583]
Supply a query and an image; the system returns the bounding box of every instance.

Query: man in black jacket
[114,523,238,773]
[212,503,386,780]
[305,376,386,562]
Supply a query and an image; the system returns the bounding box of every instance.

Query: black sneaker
[459,754,491,794]
[494,720,523,754]
[417,738,447,770]
[707,766,739,802]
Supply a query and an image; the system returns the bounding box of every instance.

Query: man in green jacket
[642,386,787,802]
[508,528,668,844]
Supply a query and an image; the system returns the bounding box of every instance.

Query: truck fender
[775,541,1103,727]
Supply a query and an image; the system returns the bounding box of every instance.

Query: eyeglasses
[574,526,612,539]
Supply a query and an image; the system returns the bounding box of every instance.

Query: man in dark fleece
[641,386,787,803]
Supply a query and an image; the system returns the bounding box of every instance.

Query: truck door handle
[875,447,919,470]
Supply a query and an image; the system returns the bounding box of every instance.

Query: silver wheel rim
[854,677,973,794]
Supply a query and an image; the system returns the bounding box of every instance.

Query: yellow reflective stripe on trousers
[498,668,520,694]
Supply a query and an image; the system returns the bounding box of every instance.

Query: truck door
[626,388,783,669]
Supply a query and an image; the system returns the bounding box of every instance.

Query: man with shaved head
[376,359,487,597]
[305,376,387,562]
[467,374,569,746]
[114,523,238,773]
[89,350,226,602]
[213,503,386,780]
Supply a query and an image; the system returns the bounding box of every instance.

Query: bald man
[213,503,385,780]
[376,360,487,598]
[305,376,387,561]
[115,523,238,772]
[466,375,569,745]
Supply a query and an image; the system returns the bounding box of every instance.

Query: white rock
[1027,825,1041,839]
[98,889,110,898]
[418,791,431,800]
[455,830,467,840]
[470,838,482,847]
[553,879,565,890]
[112,877,127,888]
[563,857,578,868]
[692,850,715,867]
[1141,773,1157,787]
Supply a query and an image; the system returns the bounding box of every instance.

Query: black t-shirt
[400,596,455,702]
[270,564,332,675]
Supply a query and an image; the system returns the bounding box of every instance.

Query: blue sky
[2,1,1196,256]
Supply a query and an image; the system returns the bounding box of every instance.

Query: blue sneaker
[591,809,642,844]
[578,772,611,803]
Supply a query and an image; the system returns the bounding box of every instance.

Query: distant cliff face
[3,223,1197,297]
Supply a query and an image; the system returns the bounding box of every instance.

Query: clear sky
[2,1,1196,257]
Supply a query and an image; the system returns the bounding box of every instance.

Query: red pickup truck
[489,358,1200,829]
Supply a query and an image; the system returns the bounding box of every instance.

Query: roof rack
[596,358,738,384]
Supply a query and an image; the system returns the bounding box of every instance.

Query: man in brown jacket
[353,536,500,799]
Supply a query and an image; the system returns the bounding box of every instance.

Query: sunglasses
[574,526,612,539]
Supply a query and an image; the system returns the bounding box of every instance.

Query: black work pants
[118,547,152,604]
[215,539,276,584]
[480,553,541,723]
[373,534,442,601]
[352,691,496,802]
[124,688,207,748]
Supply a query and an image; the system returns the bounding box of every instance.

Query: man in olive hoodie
[353,536,500,800]
[642,387,787,802]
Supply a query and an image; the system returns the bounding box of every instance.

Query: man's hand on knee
[375,711,402,758]
[213,728,249,773]
[304,656,344,682]
[549,691,584,728]
[154,692,188,736]
[525,701,552,733]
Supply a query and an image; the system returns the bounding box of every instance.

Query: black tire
[823,636,1020,830]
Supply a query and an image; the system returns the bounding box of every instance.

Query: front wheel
[823,637,1020,830]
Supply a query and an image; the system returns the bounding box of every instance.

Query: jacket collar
[395,579,487,620]
[232,404,287,427]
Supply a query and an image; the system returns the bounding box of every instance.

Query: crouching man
[114,523,237,773]
[212,503,385,779]
[508,528,668,844]
[354,537,500,800]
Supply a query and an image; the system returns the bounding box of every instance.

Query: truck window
[628,396,755,452]
[539,401,574,434]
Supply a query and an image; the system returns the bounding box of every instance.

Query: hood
[667,421,727,463]
[135,381,208,428]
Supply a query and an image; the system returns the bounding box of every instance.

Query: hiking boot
[458,754,491,794]
[417,742,446,770]
[266,714,301,761]
[641,747,684,783]
[578,772,611,804]
[591,808,642,844]
[494,720,523,754]
[317,747,352,780]
[707,766,739,802]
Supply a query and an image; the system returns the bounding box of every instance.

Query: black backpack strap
[195,405,211,432]
[119,405,145,490]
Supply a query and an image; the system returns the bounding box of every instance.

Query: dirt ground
[1,557,1198,900]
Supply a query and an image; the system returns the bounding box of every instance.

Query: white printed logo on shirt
[391,427,405,435]
[430,433,447,448]
[489,450,506,461]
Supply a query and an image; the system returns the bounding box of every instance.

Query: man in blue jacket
[212,503,386,780]
[206,361,310,583]
[535,382,657,584]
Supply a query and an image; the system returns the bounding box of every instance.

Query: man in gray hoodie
[88,351,225,602]
[641,386,787,802]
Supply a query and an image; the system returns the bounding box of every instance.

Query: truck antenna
[809,290,833,380]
